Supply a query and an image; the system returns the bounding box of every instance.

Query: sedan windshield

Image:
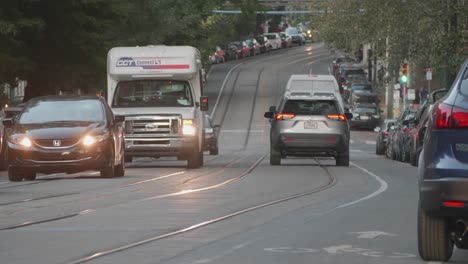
[19,99,104,124]
[112,80,193,107]
[285,28,299,35]
[354,107,377,114]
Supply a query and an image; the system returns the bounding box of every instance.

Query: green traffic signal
[400,75,408,83]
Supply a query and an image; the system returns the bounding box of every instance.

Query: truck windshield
[112,80,193,107]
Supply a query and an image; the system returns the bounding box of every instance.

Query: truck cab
[107,45,208,168]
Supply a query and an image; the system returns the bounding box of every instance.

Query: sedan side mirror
[2,118,14,127]
[114,115,125,123]
[264,112,274,119]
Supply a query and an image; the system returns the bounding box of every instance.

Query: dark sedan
[350,103,381,129]
[3,96,125,181]
[203,115,219,155]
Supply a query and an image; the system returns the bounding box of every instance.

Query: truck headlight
[183,119,196,135]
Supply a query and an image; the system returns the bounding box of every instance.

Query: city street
[0,43,465,264]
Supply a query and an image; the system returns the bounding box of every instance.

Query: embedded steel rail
[67,158,337,264]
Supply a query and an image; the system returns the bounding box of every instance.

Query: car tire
[336,149,350,166]
[209,147,218,156]
[187,142,203,169]
[401,148,408,162]
[418,206,453,261]
[8,168,23,182]
[410,150,417,166]
[114,152,125,177]
[376,142,385,155]
[23,172,36,181]
[270,145,281,165]
[100,146,116,178]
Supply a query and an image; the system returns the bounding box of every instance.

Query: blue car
[418,58,468,261]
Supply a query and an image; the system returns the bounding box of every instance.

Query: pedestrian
[419,87,428,104]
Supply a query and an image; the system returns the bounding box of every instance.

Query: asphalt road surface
[1,43,466,264]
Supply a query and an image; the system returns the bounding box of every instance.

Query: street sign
[426,68,432,81]
[393,90,400,108]
[408,89,415,100]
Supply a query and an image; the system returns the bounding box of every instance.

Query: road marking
[349,231,397,239]
[365,140,376,145]
[349,149,363,153]
[328,66,332,75]
[0,181,9,185]
[331,162,388,210]
[284,51,331,66]
[264,248,319,253]
[265,246,415,259]
[210,62,243,119]
[191,241,253,264]
[350,139,355,144]
[305,55,335,65]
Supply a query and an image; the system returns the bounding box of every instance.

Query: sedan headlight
[82,133,110,147]
[9,135,33,148]
[183,119,196,135]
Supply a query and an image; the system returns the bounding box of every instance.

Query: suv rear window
[290,80,335,91]
[283,100,338,115]
[460,68,468,95]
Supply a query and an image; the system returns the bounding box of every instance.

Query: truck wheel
[124,156,133,163]
[188,143,203,169]
[418,206,453,261]
[270,145,281,165]
[8,168,23,182]
[336,149,350,166]
[209,147,218,155]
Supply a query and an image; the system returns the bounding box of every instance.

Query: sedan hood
[14,122,104,140]
[112,107,196,119]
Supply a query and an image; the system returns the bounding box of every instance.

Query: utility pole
[385,36,394,119]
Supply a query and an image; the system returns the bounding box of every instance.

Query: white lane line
[206,66,214,80]
[365,140,376,145]
[305,55,335,65]
[350,149,364,153]
[210,63,243,119]
[190,241,253,264]
[328,66,332,75]
[332,162,388,210]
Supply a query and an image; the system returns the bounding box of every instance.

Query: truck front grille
[124,115,181,136]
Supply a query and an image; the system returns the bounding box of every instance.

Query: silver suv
[264,93,352,166]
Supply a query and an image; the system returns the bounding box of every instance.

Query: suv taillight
[326,114,346,122]
[275,113,296,120]
[434,103,468,129]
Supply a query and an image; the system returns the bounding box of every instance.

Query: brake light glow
[434,103,468,129]
[326,114,346,121]
[443,201,465,207]
[384,132,388,136]
[275,113,295,120]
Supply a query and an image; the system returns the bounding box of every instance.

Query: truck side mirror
[200,96,209,111]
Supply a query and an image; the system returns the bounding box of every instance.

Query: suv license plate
[361,116,369,120]
[304,120,318,129]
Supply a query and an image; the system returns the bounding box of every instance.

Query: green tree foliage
[318,0,467,85]
[0,0,260,96]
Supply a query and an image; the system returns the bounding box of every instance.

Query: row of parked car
[208,27,307,64]
[331,55,382,130]
[375,88,448,166]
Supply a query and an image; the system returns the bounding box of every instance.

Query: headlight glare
[20,137,32,147]
[82,135,96,146]
[183,125,196,135]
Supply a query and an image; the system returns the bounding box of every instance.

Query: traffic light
[400,63,408,84]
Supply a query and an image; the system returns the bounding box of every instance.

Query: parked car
[203,115,219,155]
[337,65,366,89]
[385,108,418,161]
[208,46,226,64]
[227,42,248,60]
[0,105,25,170]
[417,58,468,262]
[263,33,282,50]
[341,73,368,92]
[349,103,381,130]
[405,89,448,166]
[285,27,305,45]
[348,83,380,105]
[332,55,356,76]
[264,75,352,166]
[279,32,292,48]
[255,35,271,53]
[244,39,260,56]
[3,95,126,181]
[374,119,396,155]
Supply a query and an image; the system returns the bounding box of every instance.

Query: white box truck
[107,45,208,168]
